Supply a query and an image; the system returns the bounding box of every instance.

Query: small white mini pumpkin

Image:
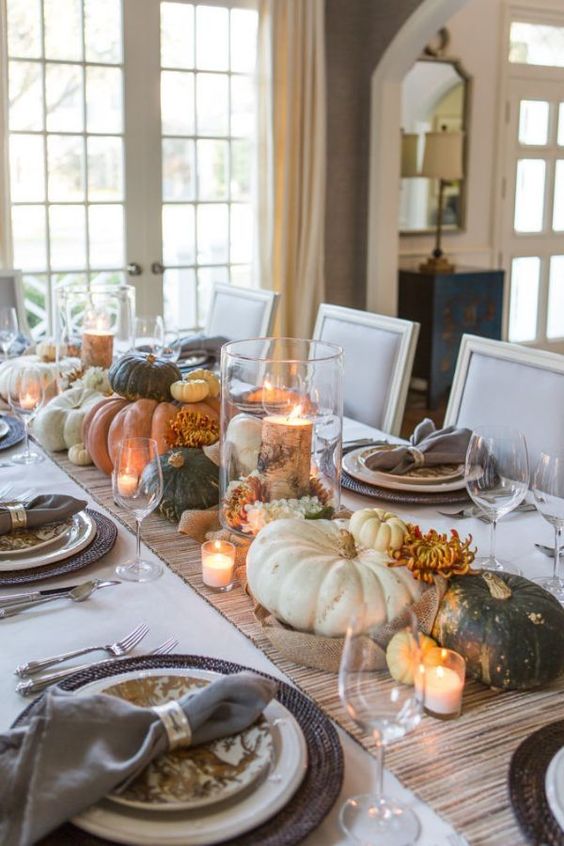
[68,442,93,466]
[186,368,220,398]
[170,379,209,403]
[36,339,67,362]
[386,630,437,684]
[349,508,408,553]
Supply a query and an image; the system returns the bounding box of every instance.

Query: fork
[438,502,536,520]
[16,634,177,697]
[15,623,150,677]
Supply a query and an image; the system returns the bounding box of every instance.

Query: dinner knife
[0,579,120,608]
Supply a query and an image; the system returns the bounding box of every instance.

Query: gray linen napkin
[178,334,228,360]
[363,418,472,475]
[0,671,278,846]
[0,495,88,537]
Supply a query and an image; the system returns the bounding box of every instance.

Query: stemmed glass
[134,316,164,354]
[465,425,529,574]
[158,328,180,363]
[0,307,18,360]
[8,366,45,464]
[112,437,163,582]
[532,451,564,602]
[339,607,425,846]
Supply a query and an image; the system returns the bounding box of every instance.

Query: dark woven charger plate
[0,414,25,450]
[0,509,117,586]
[509,720,564,846]
[14,654,344,846]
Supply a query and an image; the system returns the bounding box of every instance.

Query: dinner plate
[0,419,8,439]
[0,512,96,572]
[0,518,73,557]
[72,667,308,846]
[545,746,564,831]
[342,445,467,493]
[100,673,273,812]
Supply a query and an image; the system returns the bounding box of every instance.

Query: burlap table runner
[48,451,564,846]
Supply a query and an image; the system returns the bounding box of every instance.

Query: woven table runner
[50,452,564,846]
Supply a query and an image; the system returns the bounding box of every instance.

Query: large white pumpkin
[31,386,104,451]
[0,355,80,402]
[247,518,422,637]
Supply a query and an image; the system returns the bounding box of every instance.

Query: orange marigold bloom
[167,409,219,449]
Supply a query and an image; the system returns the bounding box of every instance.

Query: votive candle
[202,539,236,591]
[423,647,465,719]
[117,472,139,497]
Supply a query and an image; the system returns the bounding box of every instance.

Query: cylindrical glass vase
[220,338,344,536]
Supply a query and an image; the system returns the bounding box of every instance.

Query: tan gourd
[186,368,220,398]
[385,630,438,684]
[68,442,93,466]
[349,508,408,553]
[170,379,209,403]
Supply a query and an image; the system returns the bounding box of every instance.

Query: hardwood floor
[400,390,447,439]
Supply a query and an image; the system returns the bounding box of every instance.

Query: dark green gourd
[109,353,181,402]
[144,448,220,522]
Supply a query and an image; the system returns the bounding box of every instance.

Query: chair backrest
[0,270,30,336]
[205,284,279,340]
[445,334,564,467]
[313,303,419,434]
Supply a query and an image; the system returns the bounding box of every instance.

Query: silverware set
[0,579,120,618]
[437,502,536,521]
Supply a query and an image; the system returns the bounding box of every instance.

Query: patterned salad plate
[0,512,96,572]
[0,518,73,557]
[102,674,274,812]
[0,419,8,439]
[343,444,466,493]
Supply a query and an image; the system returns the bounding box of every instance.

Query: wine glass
[338,607,425,846]
[158,328,180,363]
[112,437,163,582]
[532,451,564,602]
[8,365,45,464]
[134,316,164,355]
[465,425,529,574]
[0,307,18,360]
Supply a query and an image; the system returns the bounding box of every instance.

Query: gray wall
[324,0,424,310]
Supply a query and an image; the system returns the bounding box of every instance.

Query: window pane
[197,140,228,200]
[230,204,252,263]
[162,139,195,201]
[197,266,228,326]
[548,256,564,338]
[518,100,549,145]
[514,159,545,232]
[509,22,564,67]
[553,161,564,231]
[197,204,228,263]
[231,139,252,200]
[49,205,87,270]
[86,67,123,133]
[7,0,42,58]
[231,75,255,137]
[163,204,195,266]
[88,205,124,268]
[231,265,252,287]
[196,6,228,71]
[46,63,84,132]
[164,268,197,331]
[161,2,194,69]
[559,104,564,147]
[90,270,126,286]
[197,74,228,136]
[231,9,258,73]
[9,135,45,202]
[47,135,85,201]
[12,206,47,271]
[161,71,194,135]
[23,273,49,338]
[509,256,540,342]
[87,137,124,201]
[9,61,43,130]
[44,0,82,61]
[84,0,122,64]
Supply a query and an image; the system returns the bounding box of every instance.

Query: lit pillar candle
[81,309,114,369]
[423,648,465,719]
[257,404,313,500]
[202,539,236,591]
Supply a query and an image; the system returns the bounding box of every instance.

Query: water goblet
[465,425,529,574]
[532,451,564,603]
[339,607,425,846]
[158,328,180,363]
[8,366,45,464]
[0,307,18,360]
[112,437,163,582]
[134,316,164,355]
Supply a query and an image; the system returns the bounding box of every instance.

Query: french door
[2,0,258,336]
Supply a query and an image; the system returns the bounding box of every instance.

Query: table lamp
[419,127,463,273]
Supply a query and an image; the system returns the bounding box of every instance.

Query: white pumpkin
[0,355,81,402]
[225,413,263,476]
[349,508,408,553]
[32,387,104,452]
[68,442,93,466]
[35,339,68,362]
[247,518,422,637]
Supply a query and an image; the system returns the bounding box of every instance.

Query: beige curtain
[257,0,326,338]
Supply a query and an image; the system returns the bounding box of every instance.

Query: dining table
[0,415,562,846]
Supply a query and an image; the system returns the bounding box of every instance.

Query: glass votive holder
[423,647,465,720]
[201,539,236,592]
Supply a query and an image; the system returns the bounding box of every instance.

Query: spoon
[0,580,119,618]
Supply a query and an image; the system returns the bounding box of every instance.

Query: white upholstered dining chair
[0,270,30,336]
[313,303,419,435]
[205,284,279,340]
[445,334,564,466]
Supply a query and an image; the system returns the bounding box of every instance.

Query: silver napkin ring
[6,504,27,530]
[152,701,193,750]
[408,446,425,467]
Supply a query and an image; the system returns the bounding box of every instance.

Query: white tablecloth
[1,418,554,845]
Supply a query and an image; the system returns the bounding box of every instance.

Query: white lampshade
[401,132,419,177]
[421,130,464,181]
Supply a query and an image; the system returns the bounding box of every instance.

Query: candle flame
[288,404,303,420]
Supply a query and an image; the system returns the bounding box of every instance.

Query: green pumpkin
[109,353,181,402]
[432,570,564,690]
[144,448,219,522]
